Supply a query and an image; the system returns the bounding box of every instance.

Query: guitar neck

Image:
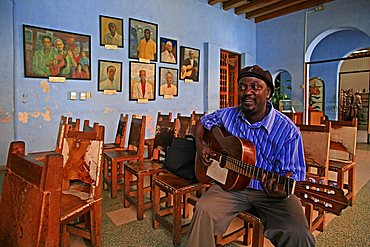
[216,153,296,196]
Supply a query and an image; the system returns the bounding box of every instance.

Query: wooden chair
[144,112,173,158]
[326,118,357,205]
[104,113,129,151]
[103,115,146,198]
[152,116,210,246]
[297,122,331,232]
[152,173,210,246]
[59,123,105,246]
[124,118,176,220]
[0,141,63,246]
[175,113,197,138]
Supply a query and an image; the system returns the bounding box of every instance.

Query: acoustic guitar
[49,54,66,76]
[180,65,197,79]
[195,126,349,215]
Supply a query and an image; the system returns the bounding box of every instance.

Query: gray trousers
[186,184,315,247]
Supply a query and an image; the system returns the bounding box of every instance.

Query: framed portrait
[160,37,177,64]
[23,24,91,80]
[129,18,158,61]
[98,60,122,92]
[129,61,156,101]
[159,67,178,97]
[99,15,123,48]
[179,46,200,82]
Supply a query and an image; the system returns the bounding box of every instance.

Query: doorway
[220,50,241,108]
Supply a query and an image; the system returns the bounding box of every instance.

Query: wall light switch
[69,91,77,100]
[79,92,87,100]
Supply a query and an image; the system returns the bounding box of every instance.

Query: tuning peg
[324,203,330,208]
[329,181,337,187]
[308,177,316,183]
[314,198,319,203]
[318,179,326,184]
[304,194,308,198]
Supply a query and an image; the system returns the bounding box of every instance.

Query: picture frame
[160,37,177,64]
[179,46,200,82]
[129,18,158,61]
[23,24,91,80]
[129,61,156,101]
[98,60,123,92]
[99,15,124,48]
[159,67,178,97]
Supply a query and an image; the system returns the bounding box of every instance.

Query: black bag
[164,136,196,180]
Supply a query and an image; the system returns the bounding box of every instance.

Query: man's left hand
[261,173,287,199]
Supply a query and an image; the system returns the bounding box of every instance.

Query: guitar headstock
[295,181,349,215]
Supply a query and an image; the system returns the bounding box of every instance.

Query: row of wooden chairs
[0,116,105,246]
[101,111,205,199]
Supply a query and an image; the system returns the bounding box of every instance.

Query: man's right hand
[196,142,217,167]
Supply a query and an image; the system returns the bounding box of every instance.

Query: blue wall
[256,0,370,120]
[2,0,370,165]
[0,0,255,164]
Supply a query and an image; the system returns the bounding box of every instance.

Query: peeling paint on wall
[103,107,113,114]
[147,114,155,136]
[42,107,51,121]
[40,80,50,93]
[18,107,52,124]
[0,105,13,123]
[18,112,29,124]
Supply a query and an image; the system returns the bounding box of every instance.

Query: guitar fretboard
[215,153,296,196]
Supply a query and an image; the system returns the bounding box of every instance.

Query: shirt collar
[237,101,276,133]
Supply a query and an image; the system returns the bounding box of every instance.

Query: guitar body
[50,54,66,76]
[195,126,256,190]
[180,65,194,79]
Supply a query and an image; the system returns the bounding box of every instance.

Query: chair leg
[111,159,118,199]
[173,194,182,246]
[305,203,314,231]
[348,167,355,206]
[103,158,109,191]
[90,201,102,247]
[60,224,70,247]
[252,221,264,247]
[137,174,144,220]
[124,168,131,208]
[153,183,160,230]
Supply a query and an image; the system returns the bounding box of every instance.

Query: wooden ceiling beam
[208,0,228,5]
[235,0,282,15]
[223,0,250,11]
[254,0,333,23]
[245,0,308,18]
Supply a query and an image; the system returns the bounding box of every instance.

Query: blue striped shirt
[200,103,306,191]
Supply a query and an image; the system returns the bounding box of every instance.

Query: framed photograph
[129,18,158,61]
[159,67,178,97]
[99,15,123,48]
[160,37,177,64]
[179,46,200,82]
[23,24,91,80]
[129,61,156,101]
[98,60,122,92]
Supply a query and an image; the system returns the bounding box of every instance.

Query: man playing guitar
[186,65,315,247]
